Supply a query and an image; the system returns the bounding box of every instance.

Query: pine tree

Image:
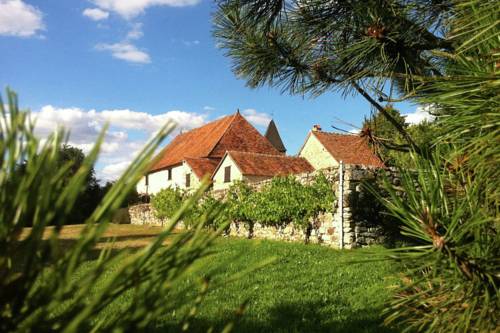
[214,1,499,331]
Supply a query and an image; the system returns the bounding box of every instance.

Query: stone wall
[227,211,337,246]
[129,165,397,248]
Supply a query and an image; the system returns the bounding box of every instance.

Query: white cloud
[0,0,44,37]
[95,42,151,64]
[101,161,131,180]
[126,22,143,40]
[203,106,215,111]
[349,128,360,134]
[83,8,109,21]
[31,105,207,181]
[182,39,200,46]
[91,0,201,19]
[241,109,272,127]
[403,105,436,125]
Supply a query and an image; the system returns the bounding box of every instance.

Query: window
[185,173,191,188]
[145,174,149,186]
[167,168,172,181]
[224,166,231,183]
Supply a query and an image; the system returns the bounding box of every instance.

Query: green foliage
[101,180,141,208]
[197,194,231,231]
[376,151,499,332]
[58,144,104,224]
[375,2,499,332]
[0,89,223,332]
[151,187,184,220]
[214,0,499,331]
[214,0,452,96]
[308,172,336,222]
[226,181,257,231]
[223,174,335,241]
[362,107,437,167]
[152,188,231,231]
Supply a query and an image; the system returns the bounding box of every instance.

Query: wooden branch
[351,81,422,155]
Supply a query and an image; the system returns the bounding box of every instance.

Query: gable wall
[212,155,243,190]
[299,133,338,169]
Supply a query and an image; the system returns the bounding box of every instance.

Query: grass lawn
[30,224,400,332]
[158,238,399,333]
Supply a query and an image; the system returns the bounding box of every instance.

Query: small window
[167,168,172,181]
[145,174,149,186]
[224,166,231,183]
[185,173,191,188]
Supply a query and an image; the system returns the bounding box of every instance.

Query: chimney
[312,124,322,132]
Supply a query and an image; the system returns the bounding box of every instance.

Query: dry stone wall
[129,165,398,248]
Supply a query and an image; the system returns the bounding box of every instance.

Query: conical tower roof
[264,119,286,153]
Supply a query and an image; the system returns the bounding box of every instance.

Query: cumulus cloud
[0,0,44,37]
[31,105,207,181]
[95,42,151,64]
[403,105,436,125]
[241,109,272,127]
[91,0,201,19]
[83,8,109,21]
[101,161,131,180]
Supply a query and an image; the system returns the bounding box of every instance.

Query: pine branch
[351,81,422,154]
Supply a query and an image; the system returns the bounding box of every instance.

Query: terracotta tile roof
[184,158,221,179]
[227,151,314,177]
[210,113,282,157]
[150,112,280,172]
[312,131,384,167]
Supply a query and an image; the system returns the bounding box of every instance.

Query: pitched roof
[184,158,221,179]
[226,151,314,177]
[209,113,281,157]
[264,119,286,153]
[311,131,384,167]
[150,112,280,172]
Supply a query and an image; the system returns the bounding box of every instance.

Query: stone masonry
[129,165,397,248]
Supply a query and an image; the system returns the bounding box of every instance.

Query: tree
[214,1,499,331]
[58,145,104,225]
[361,106,437,166]
[213,0,455,152]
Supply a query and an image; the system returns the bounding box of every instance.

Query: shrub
[151,187,184,220]
[226,181,257,234]
[225,175,335,242]
[0,89,223,332]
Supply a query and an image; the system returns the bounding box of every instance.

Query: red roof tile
[150,112,280,172]
[210,113,282,157]
[227,151,314,177]
[184,158,221,179]
[312,132,384,167]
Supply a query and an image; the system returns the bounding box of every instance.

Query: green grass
[92,237,399,332]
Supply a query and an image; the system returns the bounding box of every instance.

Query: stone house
[137,111,294,194]
[211,151,314,190]
[298,125,384,169]
[137,113,384,195]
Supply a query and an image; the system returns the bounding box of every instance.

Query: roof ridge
[205,111,240,157]
[228,150,304,159]
[313,131,359,137]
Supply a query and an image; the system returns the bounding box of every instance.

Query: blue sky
[0,0,427,180]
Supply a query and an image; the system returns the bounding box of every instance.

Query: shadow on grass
[153,300,397,333]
